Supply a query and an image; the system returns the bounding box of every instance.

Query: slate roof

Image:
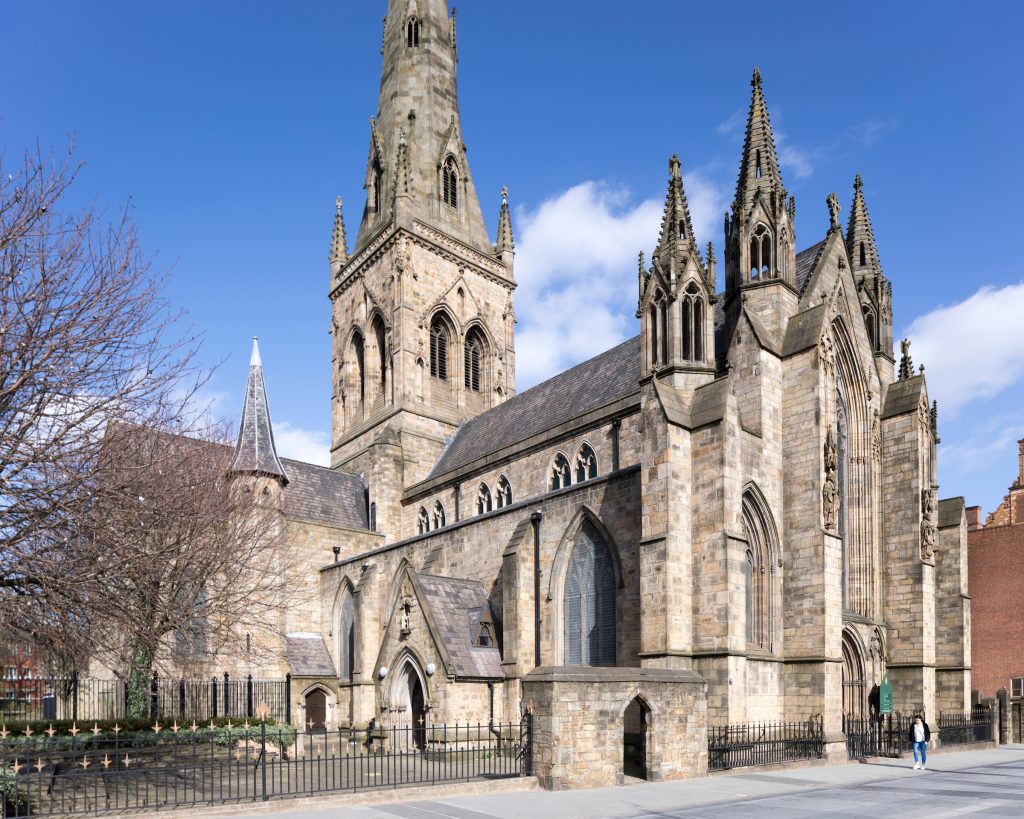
[795,241,826,297]
[882,376,925,419]
[415,574,502,679]
[281,459,368,529]
[938,497,965,529]
[428,336,642,479]
[286,634,336,677]
[782,303,827,358]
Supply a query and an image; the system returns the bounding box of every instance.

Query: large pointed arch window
[741,486,779,652]
[563,520,616,666]
[749,223,772,280]
[371,315,387,398]
[836,372,851,609]
[442,157,459,210]
[464,327,485,392]
[351,331,365,405]
[339,589,356,682]
[429,315,449,380]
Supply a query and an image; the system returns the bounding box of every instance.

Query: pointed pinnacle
[854,172,863,192]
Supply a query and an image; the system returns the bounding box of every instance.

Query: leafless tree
[0,145,287,697]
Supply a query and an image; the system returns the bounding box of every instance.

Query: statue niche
[822,427,840,532]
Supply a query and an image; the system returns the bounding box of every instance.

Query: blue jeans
[913,741,927,764]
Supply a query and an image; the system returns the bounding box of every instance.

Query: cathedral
[224,0,971,784]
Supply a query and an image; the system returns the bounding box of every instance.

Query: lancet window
[575,444,597,483]
[352,331,365,405]
[429,316,449,380]
[741,486,779,652]
[496,475,512,508]
[551,453,571,491]
[749,223,772,279]
[682,282,705,362]
[476,482,492,515]
[432,500,446,529]
[442,157,459,210]
[417,507,429,534]
[406,17,420,48]
[338,589,355,682]
[464,328,485,392]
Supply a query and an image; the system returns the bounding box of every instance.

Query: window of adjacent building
[476,482,492,515]
[464,328,485,392]
[1012,677,1024,698]
[575,444,597,483]
[551,452,571,491]
[406,17,420,48]
[496,475,512,508]
[563,520,616,666]
[429,316,449,380]
[442,157,459,210]
[339,589,355,682]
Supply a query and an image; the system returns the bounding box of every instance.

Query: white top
[914,723,926,743]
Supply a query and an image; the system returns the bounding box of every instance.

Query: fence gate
[844,714,910,759]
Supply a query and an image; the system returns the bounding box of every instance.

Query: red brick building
[967,439,1024,700]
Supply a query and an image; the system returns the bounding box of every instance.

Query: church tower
[846,173,894,386]
[724,69,798,340]
[329,0,516,540]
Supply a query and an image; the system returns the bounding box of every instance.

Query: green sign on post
[880,674,893,714]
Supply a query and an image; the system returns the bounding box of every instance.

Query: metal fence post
[211,676,218,719]
[524,710,533,776]
[150,672,159,718]
[223,672,230,716]
[285,673,292,725]
[247,674,254,719]
[71,670,79,721]
[260,716,268,801]
[179,678,186,719]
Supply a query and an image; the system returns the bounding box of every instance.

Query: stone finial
[827,192,841,230]
[854,172,863,192]
[898,338,914,380]
[669,154,681,179]
[752,66,762,88]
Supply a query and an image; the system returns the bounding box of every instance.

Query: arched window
[551,453,571,491]
[464,327,485,392]
[406,16,420,48]
[682,282,704,362]
[351,331,365,405]
[859,241,866,267]
[749,223,772,279]
[496,475,512,508]
[339,589,355,682]
[862,304,876,350]
[417,507,429,534]
[678,219,686,239]
[575,444,597,483]
[429,316,449,380]
[649,289,667,366]
[836,374,850,608]
[371,159,382,214]
[741,486,779,652]
[563,519,616,666]
[755,148,762,179]
[369,502,377,532]
[432,500,446,529]
[372,315,387,398]
[442,157,459,210]
[476,482,492,515]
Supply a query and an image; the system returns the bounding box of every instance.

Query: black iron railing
[938,710,993,747]
[708,717,823,772]
[0,674,291,725]
[0,719,530,816]
[844,713,913,759]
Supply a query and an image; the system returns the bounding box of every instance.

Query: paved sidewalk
[224,744,1024,818]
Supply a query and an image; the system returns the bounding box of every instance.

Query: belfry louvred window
[430,317,448,380]
[464,328,484,392]
[406,17,420,48]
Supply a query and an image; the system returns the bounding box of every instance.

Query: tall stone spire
[354,0,489,255]
[846,174,894,363]
[653,154,699,281]
[330,197,348,281]
[733,67,785,213]
[229,338,288,483]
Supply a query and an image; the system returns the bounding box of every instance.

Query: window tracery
[575,444,597,483]
[550,453,571,491]
[563,520,616,666]
[496,475,512,508]
[476,482,492,515]
[749,223,772,279]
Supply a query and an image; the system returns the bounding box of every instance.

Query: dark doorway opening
[305,688,327,731]
[623,697,649,780]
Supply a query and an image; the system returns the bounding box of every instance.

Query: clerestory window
[496,475,512,508]
[476,482,492,515]
[551,453,571,491]
[575,444,597,483]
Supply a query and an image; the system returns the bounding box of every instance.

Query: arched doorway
[623,697,650,780]
[304,688,327,732]
[391,659,428,751]
[842,631,866,720]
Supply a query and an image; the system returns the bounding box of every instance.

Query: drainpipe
[531,511,543,668]
[612,417,622,471]
[454,482,461,522]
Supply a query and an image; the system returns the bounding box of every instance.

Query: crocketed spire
[229,338,288,483]
[734,67,785,212]
[495,185,514,266]
[846,173,882,277]
[653,154,698,275]
[330,196,348,280]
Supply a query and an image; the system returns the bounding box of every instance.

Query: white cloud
[717,108,744,137]
[513,176,727,389]
[850,118,900,148]
[776,131,815,179]
[274,421,330,466]
[905,281,1024,414]
[938,412,1024,478]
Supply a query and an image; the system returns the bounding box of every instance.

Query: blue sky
[2,1,1023,516]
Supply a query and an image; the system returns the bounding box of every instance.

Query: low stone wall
[522,666,707,789]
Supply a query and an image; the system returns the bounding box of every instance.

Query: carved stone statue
[920,488,936,561]
[822,427,840,531]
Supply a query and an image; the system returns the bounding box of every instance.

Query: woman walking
[909,715,931,769]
